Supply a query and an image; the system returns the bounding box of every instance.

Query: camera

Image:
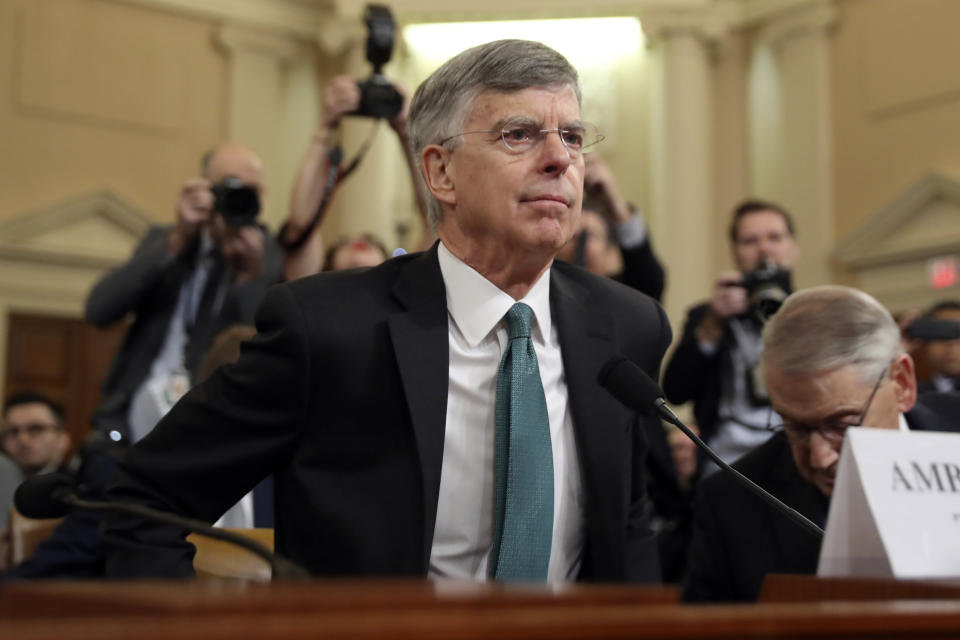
[737,259,793,321]
[211,177,260,228]
[353,4,403,120]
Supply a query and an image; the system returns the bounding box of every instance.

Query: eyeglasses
[767,362,891,445]
[440,117,604,158]
[0,423,60,441]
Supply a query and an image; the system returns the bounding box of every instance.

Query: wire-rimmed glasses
[440,117,604,158]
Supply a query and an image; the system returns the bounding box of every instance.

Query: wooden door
[4,313,127,453]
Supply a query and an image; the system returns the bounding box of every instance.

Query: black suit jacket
[682,393,960,602]
[613,238,665,303]
[103,245,672,582]
[661,302,733,444]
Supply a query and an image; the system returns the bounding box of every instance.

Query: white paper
[818,428,960,578]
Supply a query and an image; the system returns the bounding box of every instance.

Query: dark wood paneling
[5,313,126,452]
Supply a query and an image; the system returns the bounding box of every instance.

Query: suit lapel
[387,247,450,566]
[762,435,828,566]
[551,268,628,568]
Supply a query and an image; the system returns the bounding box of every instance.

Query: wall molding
[0,191,151,270]
[107,0,333,38]
[835,171,960,269]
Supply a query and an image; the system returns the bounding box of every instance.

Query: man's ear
[892,353,918,413]
[421,145,456,208]
[57,430,71,459]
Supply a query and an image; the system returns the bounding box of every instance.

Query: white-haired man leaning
[683,285,960,602]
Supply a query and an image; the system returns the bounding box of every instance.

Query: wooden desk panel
[0,579,677,618]
[4,600,960,639]
[760,574,960,602]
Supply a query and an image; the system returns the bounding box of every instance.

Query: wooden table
[4,578,960,639]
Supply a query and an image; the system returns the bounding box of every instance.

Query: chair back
[188,528,275,583]
[8,506,64,566]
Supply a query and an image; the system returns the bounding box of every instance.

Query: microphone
[13,472,76,519]
[14,472,311,580]
[598,356,823,539]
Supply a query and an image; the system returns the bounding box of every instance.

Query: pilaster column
[643,8,733,323]
[749,0,838,287]
[215,25,305,230]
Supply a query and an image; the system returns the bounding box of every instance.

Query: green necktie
[490,302,554,581]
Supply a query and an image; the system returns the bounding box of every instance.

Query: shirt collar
[898,412,909,432]
[199,228,215,259]
[437,241,552,348]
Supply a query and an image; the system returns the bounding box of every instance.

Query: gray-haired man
[104,39,671,583]
[683,285,960,602]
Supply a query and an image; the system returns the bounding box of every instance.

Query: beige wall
[0,0,229,226]
[3,0,960,381]
[830,0,960,308]
[832,0,960,242]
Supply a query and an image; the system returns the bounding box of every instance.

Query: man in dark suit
[684,286,960,602]
[662,200,798,472]
[916,300,960,393]
[103,39,671,583]
[85,142,284,445]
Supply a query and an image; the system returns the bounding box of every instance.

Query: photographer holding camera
[85,142,284,444]
[281,5,431,279]
[662,200,798,475]
[282,73,430,279]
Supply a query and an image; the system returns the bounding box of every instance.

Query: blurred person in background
[556,153,665,301]
[915,300,960,393]
[663,200,799,475]
[85,143,284,445]
[282,76,431,279]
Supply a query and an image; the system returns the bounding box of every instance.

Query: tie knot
[505,302,533,340]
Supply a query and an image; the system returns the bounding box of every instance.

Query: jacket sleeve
[84,227,179,326]
[661,304,720,405]
[681,477,737,602]
[625,300,673,583]
[101,283,311,578]
[616,239,666,302]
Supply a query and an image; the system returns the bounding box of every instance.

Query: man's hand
[388,82,411,137]
[584,154,631,223]
[322,76,362,130]
[168,178,213,256]
[668,423,700,487]
[698,271,748,343]
[221,224,265,284]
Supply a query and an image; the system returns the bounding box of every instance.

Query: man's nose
[808,431,839,470]
[538,130,573,174]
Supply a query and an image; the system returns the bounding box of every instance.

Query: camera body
[211,177,260,228]
[738,259,793,321]
[352,4,402,120]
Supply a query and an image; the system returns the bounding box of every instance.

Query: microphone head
[14,472,76,519]
[597,356,663,415]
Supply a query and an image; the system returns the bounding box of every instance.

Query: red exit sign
[929,257,960,289]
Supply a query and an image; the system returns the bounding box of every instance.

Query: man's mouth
[521,194,570,207]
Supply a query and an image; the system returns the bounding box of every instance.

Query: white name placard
[818,427,960,578]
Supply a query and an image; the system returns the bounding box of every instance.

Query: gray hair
[761,285,902,384]
[407,39,581,229]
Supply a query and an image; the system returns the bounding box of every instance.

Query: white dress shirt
[429,242,585,583]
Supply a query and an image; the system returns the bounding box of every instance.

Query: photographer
[85,142,283,444]
[662,200,798,474]
[556,153,665,301]
[282,74,430,279]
